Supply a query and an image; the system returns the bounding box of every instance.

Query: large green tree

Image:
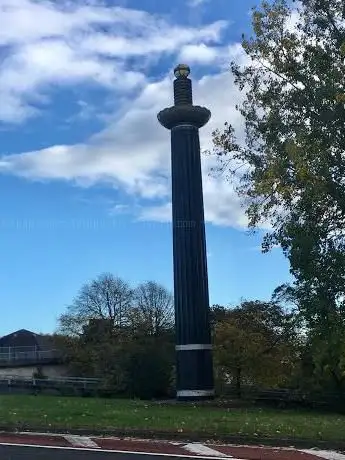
[212,0,345,330]
[213,301,300,396]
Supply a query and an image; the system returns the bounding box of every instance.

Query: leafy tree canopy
[212,0,345,327]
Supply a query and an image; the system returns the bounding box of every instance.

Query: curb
[0,425,344,451]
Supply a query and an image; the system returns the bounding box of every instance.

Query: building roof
[0,329,54,349]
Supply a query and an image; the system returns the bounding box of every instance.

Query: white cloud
[0,0,253,229]
[0,0,228,123]
[178,43,246,67]
[111,204,131,215]
[0,68,248,226]
[179,44,218,64]
[80,22,227,57]
[188,0,210,7]
[138,203,172,223]
[138,180,248,228]
[0,75,173,198]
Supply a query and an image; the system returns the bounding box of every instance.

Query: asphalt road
[0,446,191,460]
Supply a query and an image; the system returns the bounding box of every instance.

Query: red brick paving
[95,438,188,455]
[214,445,321,460]
[0,433,71,447]
[0,433,337,459]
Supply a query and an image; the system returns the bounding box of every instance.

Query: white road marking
[7,435,345,460]
[17,432,71,437]
[184,443,232,457]
[300,449,345,460]
[64,435,100,448]
[0,441,244,458]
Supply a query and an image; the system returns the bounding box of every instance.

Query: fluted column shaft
[171,123,214,399]
[158,66,214,401]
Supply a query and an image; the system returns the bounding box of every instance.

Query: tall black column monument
[158,64,214,401]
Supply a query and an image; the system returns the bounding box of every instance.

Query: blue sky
[0,0,291,336]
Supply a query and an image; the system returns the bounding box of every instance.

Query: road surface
[0,445,178,460]
[0,433,342,460]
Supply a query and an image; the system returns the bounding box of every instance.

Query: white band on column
[175,344,212,351]
[177,389,215,398]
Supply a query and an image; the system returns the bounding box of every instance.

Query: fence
[0,375,102,396]
[1,375,345,408]
[0,346,61,365]
[222,384,345,412]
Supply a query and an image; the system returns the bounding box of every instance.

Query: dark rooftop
[0,329,54,350]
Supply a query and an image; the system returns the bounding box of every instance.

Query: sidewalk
[0,432,343,460]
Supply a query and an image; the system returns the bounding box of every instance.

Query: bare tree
[130,281,174,336]
[58,273,133,336]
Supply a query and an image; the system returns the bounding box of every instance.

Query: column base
[176,389,215,401]
[176,348,214,400]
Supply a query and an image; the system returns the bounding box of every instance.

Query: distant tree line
[55,273,175,399]
[51,271,345,401]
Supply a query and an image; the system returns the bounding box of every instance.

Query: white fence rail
[0,375,102,393]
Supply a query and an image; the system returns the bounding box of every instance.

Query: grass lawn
[0,395,344,442]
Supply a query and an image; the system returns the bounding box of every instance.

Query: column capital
[157,105,210,130]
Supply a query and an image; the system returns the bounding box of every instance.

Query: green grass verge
[0,395,344,442]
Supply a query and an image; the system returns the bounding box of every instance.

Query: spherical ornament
[174,64,190,78]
